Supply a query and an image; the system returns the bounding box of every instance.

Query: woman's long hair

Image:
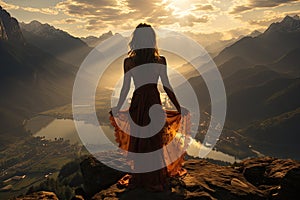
[128,23,161,64]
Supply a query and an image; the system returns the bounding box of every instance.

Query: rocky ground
[17,156,300,200]
[15,191,59,200]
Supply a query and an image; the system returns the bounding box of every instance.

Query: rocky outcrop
[15,191,59,200]
[238,157,300,199]
[80,157,300,200]
[0,6,24,43]
[18,156,299,199]
[0,18,8,40]
[80,155,126,197]
[266,15,300,33]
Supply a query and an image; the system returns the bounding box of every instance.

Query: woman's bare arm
[114,58,132,112]
[159,57,181,113]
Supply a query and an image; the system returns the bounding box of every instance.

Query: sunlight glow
[168,0,193,16]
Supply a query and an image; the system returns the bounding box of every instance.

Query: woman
[110,23,190,191]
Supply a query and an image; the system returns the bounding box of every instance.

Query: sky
[1,0,300,41]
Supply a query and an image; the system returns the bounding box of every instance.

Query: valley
[0,4,300,199]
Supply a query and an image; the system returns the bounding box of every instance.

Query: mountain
[223,65,284,95]
[214,15,300,66]
[265,15,300,33]
[205,37,239,57]
[218,56,253,78]
[0,41,76,131]
[20,20,91,67]
[215,15,300,128]
[240,108,300,159]
[0,6,24,43]
[206,31,263,57]
[0,8,76,138]
[81,31,113,47]
[270,48,300,77]
[249,30,262,38]
[179,15,300,159]
[225,77,300,127]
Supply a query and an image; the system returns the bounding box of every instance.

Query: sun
[168,0,193,16]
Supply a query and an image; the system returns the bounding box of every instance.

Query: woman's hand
[179,107,189,116]
[111,106,120,116]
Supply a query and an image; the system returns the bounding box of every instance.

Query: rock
[0,184,13,192]
[0,6,25,43]
[243,164,267,186]
[89,157,300,200]
[239,157,300,186]
[71,195,85,200]
[231,178,249,188]
[80,154,126,197]
[0,18,8,40]
[183,160,265,200]
[15,191,58,200]
[278,166,300,199]
[91,159,265,200]
[75,187,88,199]
[92,184,186,200]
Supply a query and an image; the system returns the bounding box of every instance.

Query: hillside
[0,7,76,137]
[20,20,91,67]
[270,48,300,77]
[239,108,300,159]
[176,15,300,160]
[225,77,300,127]
[214,16,300,66]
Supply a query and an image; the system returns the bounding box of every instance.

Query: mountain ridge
[0,7,77,136]
[265,15,300,34]
[20,20,91,67]
[180,14,300,159]
[0,6,24,43]
[81,31,114,47]
[214,15,300,66]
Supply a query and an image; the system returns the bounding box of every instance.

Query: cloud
[184,31,225,45]
[178,15,209,27]
[56,0,164,19]
[55,0,211,31]
[230,5,251,14]
[0,0,58,15]
[192,4,215,11]
[248,10,300,26]
[226,27,251,38]
[65,18,77,23]
[230,0,300,14]
[0,0,19,10]
[22,7,59,15]
[126,0,163,14]
[249,17,282,26]
[183,27,251,48]
[249,0,299,7]
[52,18,85,25]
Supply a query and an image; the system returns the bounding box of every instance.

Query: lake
[25,115,239,163]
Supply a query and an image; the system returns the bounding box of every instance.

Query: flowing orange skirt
[109,109,191,190]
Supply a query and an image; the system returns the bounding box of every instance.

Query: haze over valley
[1,4,300,199]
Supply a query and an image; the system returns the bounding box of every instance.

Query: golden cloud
[230,0,300,14]
[55,0,211,31]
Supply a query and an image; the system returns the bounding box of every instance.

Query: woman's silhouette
[110,23,190,191]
